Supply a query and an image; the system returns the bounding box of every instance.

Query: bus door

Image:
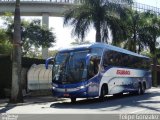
[86,54,100,97]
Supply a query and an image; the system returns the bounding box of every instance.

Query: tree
[109,16,128,46]
[25,20,56,49]
[10,0,23,103]
[21,19,56,57]
[4,18,56,57]
[120,9,148,53]
[64,0,133,42]
[140,11,160,86]
[121,10,160,86]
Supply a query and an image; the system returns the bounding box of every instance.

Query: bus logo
[116,70,130,75]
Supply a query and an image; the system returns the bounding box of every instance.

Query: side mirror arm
[45,57,54,69]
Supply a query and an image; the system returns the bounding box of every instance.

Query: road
[0,87,160,115]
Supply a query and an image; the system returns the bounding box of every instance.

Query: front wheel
[137,83,144,95]
[99,85,107,101]
[71,98,76,103]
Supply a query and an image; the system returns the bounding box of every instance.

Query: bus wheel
[99,85,107,101]
[142,82,146,94]
[71,98,76,103]
[137,83,143,95]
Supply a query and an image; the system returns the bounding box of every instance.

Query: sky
[48,17,95,49]
[136,0,160,7]
[1,0,160,50]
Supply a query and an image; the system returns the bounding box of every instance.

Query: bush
[0,55,11,98]
[22,57,45,68]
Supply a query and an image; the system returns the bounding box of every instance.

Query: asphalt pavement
[0,87,160,120]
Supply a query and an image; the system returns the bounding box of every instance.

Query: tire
[137,83,143,95]
[99,85,107,101]
[71,98,76,103]
[142,82,146,94]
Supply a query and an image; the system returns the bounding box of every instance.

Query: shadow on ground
[50,90,160,112]
[0,96,64,113]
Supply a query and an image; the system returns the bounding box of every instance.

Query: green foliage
[25,20,56,48]
[0,40,12,55]
[22,57,46,68]
[64,0,133,42]
[121,10,146,53]
[2,14,56,57]
[140,12,160,86]
[141,50,153,58]
[21,20,56,57]
[121,9,160,56]
[1,12,14,26]
[125,11,160,86]
[0,29,12,55]
[140,11,160,55]
[48,50,58,57]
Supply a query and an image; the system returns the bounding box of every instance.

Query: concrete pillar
[42,13,49,59]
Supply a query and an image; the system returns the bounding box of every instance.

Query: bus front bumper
[52,87,88,98]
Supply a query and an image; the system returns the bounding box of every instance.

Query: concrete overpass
[1,0,160,16]
[0,0,77,16]
[0,0,160,58]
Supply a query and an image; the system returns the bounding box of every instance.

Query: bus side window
[103,50,117,67]
[88,57,100,78]
[103,51,109,67]
[94,57,100,74]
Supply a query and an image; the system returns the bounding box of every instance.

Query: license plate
[64,94,69,97]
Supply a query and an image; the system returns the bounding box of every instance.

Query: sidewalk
[0,96,62,108]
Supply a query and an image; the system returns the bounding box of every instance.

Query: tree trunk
[152,54,157,87]
[95,22,101,43]
[133,23,137,53]
[152,38,158,87]
[10,0,23,103]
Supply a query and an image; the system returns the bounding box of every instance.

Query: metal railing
[0,0,160,14]
[133,2,160,14]
[0,0,76,3]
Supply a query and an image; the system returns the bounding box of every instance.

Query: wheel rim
[138,84,142,95]
[138,87,141,94]
[102,87,105,96]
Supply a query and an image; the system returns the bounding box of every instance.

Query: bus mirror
[86,54,98,66]
[45,57,54,69]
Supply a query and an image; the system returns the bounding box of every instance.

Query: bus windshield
[52,50,89,84]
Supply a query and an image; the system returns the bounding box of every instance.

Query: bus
[45,43,152,102]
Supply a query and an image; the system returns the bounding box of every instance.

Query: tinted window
[91,48,103,56]
[103,49,150,70]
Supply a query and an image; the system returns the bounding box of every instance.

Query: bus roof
[59,43,149,59]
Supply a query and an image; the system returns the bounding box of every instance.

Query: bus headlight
[80,86,85,89]
[77,85,85,90]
